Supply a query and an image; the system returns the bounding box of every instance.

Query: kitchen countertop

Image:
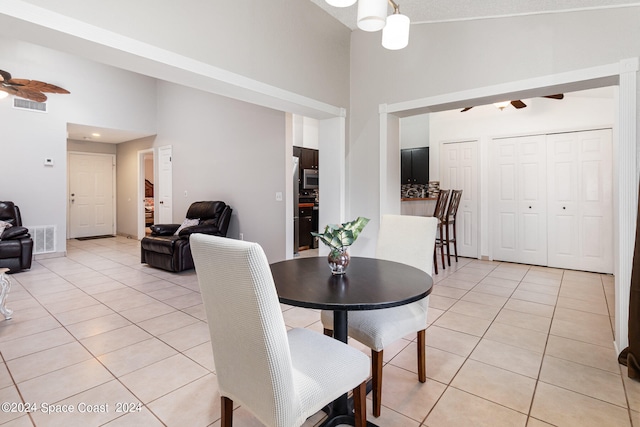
[401,197,437,201]
[298,203,315,208]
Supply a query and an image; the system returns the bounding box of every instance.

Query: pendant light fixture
[326,0,411,49]
[357,0,387,32]
[382,2,410,50]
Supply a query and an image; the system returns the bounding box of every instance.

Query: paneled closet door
[547,129,613,273]
[491,135,547,265]
[440,140,479,258]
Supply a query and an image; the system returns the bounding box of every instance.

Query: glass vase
[328,248,350,275]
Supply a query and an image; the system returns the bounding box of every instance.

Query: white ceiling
[65,1,629,143]
[67,123,154,145]
[310,0,640,29]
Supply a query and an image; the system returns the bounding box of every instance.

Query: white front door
[491,135,547,265]
[440,140,479,258]
[547,129,613,273]
[68,152,115,238]
[157,145,173,224]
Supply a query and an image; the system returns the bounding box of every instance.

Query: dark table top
[270,256,433,311]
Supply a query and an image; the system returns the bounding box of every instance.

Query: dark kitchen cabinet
[300,147,318,170]
[401,147,429,185]
[299,207,314,249]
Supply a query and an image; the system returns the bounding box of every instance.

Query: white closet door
[547,129,613,273]
[518,136,548,266]
[440,141,479,258]
[491,135,547,265]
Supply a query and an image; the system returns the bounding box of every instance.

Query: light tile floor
[0,236,636,426]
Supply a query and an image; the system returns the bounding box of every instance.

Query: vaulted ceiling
[311,0,640,29]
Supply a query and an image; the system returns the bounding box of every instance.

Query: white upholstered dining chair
[321,214,437,417]
[190,234,370,427]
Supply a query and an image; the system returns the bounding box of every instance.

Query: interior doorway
[381,58,637,354]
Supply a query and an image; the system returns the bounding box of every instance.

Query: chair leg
[433,250,438,275]
[221,396,233,427]
[417,330,426,383]
[439,226,446,270]
[353,381,367,427]
[452,221,458,262]
[372,349,383,417]
[323,328,333,337]
[445,222,451,267]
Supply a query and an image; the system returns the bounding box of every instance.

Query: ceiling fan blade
[0,69,11,83]
[511,100,527,109]
[12,87,48,102]
[543,94,564,100]
[10,79,70,94]
[461,107,473,112]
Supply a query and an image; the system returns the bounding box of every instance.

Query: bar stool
[432,189,450,274]
[443,189,463,266]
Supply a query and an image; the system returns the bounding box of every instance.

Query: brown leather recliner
[140,201,232,272]
[0,201,33,273]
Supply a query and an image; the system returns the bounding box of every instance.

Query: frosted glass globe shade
[357,0,387,32]
[382,13,410,50]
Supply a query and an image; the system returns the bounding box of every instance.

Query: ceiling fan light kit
[327,0,410,49]
[493,101,510,110]
[462,94,565,112]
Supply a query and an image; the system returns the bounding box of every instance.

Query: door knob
[563,206,566,210]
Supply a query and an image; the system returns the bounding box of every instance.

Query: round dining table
[270,256,433,427]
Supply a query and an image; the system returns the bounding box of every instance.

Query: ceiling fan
[0,69,70,102]
[461,94,564,112]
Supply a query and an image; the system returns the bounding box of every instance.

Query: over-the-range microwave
[302,169,318,189]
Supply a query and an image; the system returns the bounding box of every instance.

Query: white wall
[429,90,615,258]
[400,114,429,149]
[124,81,287,262]
[115,136,156,238]
[13,0,352,111]
[347,6,640,256]
[292,115,320,149]
[0,37,157,255]
[67,140,117,155]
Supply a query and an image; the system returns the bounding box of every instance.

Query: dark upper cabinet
[401,147,429,185]
[293,146,302,159]
[401,150,413,184]
[299,147,318,170]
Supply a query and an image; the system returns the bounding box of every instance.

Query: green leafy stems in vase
[311,217,370,275]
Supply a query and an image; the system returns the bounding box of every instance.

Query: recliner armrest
[1,226,29,240]
[178,224,224,237]
[150,224,180,236]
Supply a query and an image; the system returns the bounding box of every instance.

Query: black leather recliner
[141,201,232,272]
[0,201,33,273]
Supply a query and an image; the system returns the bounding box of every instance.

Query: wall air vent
[27,225,56,254]
[13,97,47,113]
